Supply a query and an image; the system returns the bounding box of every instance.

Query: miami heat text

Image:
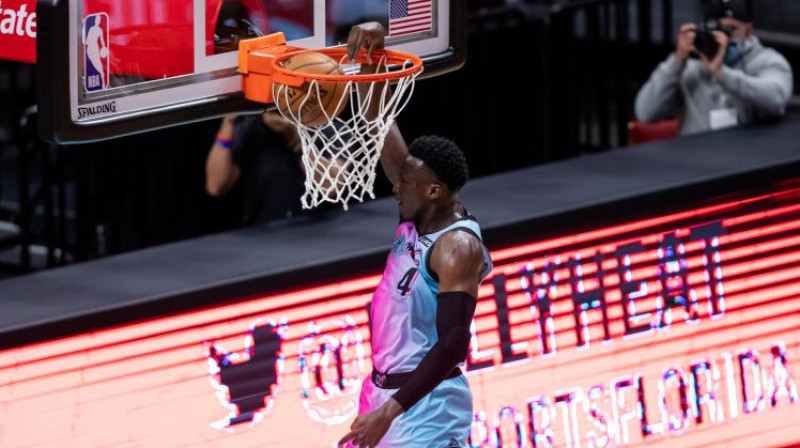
[466,221,727,370]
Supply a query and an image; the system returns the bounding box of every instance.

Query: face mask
[724,41,744,67]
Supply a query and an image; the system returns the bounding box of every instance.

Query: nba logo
[83,13,110,92]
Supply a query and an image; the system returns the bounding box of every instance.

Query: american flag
[389,0,433,37]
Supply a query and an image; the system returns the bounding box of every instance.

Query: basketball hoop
[239,34,424,210]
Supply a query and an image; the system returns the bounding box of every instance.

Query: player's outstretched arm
[346,22,408,187]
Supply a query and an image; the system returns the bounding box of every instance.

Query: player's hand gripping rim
[346,22,387,63]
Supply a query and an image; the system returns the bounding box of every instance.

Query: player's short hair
[409,135,469,191]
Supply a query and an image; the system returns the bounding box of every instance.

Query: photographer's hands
[676,22,729,79]
[700,31,729,79]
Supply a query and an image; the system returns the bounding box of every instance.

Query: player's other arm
[433,231,485,296]
[347,21,408,187]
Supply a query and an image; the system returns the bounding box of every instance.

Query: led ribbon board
[1,181,799,447]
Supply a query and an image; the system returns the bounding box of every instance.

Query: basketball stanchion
[238,33,424,210]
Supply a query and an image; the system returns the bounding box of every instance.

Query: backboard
[36,0,466,144]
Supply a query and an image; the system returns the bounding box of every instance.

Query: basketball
[274,52,347,127]
[100,47,109,58]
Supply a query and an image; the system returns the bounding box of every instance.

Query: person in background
[205,111,306,226]
[634,0,793,135]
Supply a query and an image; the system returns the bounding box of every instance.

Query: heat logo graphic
[83,13,109,92]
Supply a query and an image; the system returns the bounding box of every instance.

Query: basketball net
[273,55,421,210]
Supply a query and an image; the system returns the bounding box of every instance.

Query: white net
[272,57,421,210]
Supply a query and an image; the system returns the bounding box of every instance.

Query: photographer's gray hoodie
[635,37,794,135]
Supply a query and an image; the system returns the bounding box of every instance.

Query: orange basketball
[274,52,347,127]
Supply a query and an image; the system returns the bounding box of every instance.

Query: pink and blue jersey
[370,215,493,374]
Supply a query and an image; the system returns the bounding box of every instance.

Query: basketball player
[84,14,108,83]
[338,22,492,448]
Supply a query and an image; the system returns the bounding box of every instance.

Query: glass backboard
[37,0,466,143]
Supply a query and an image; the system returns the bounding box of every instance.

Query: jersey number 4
[397,267,419,296]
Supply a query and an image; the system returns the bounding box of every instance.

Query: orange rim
[270,47,424,84]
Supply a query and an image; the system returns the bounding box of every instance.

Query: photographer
[205,111,307,226]
[634,0,793,135]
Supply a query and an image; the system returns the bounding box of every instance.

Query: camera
[692,20,731,59]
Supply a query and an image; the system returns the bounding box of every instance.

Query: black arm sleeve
[391,291,477,411]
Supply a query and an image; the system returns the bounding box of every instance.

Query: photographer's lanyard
[710,87,738,131]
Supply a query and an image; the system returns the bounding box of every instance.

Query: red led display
[0,182,798,447]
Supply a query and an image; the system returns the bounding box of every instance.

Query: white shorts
[355,374,473,448]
